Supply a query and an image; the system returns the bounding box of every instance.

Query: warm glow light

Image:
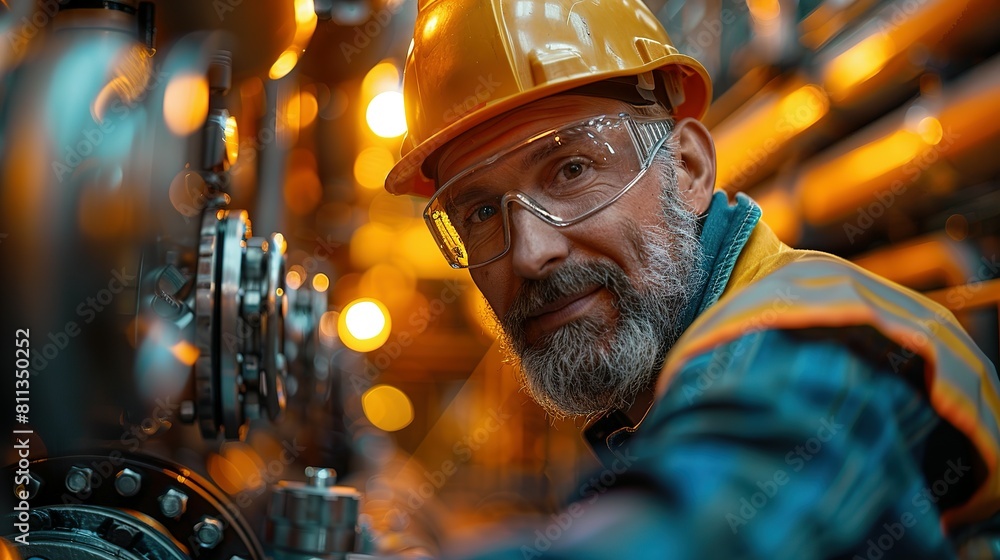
[712,81,829,191]
[312,273,330,293]
[349,223,394,269]
[338,298,391,352]
[269,0,317,81]
[270,50,299,80]
[361,62,401,98]
[223,444,265,491]
[397,222,459,279]
[285,89,301,132]
[354,146,396,190]
[294,0,315,23]
[917,116,943,146]
[272,232,287,254]
[207,453,243,495]
[224,115,239,164]
[163,74,209,135]
[170,340,199,366]
[777,84,829,135]
[839,130,923,187]
[853,238,968,289]
[799,129,924,224]
[823,33,895,100]
[286,270,303,290]
[754,187,801,245]
[300,91,319,128]
[319,311,339,339]
[345,301,385,339]
[362,385,414,432]
[208,444,266,495]
[747,0,780,22]
[366,91,407,138]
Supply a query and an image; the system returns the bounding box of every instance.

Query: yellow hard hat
[384,0,713,198]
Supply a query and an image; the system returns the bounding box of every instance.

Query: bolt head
[305,466,336,488]
[106,521,141,548]
[65,466,93,494]
[194,516,224,549]
[159,488,189,519]
[115,468,142,497]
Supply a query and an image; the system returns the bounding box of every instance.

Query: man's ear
[672,117,717,215]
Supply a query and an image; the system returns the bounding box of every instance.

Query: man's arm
[445,327,960,559]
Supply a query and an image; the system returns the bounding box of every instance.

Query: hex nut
[65,466,93,494]
[115,468,142,497]
[194,516,224,549]
[159,488,189,519]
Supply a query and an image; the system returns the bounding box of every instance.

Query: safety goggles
[424,113,673,269]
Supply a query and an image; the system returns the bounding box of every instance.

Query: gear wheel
[195,210,288,439]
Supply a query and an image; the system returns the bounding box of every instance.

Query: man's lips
[523,286,605,343]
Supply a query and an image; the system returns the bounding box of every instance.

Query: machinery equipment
[0,2,372,558]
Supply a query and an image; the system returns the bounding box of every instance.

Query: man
[382,1,1000,558]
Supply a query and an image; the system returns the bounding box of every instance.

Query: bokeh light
[366,91,407,138]
[338,298,391,352]
[224,115,239,165]
[354,146,396,190]
[312,273,330,293]
[747,0,781,22]
[269,51,299,80]
[163,73,209,136]
[319,311,339,340]
[286,265,305,290]
[823,33,895,100]
[349,222,394,269]
[918,116,944,146]
[362,384,414,431]
[361,62,400,97]
[299,90,319,128]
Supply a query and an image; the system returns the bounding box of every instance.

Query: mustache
[502,260,633,339]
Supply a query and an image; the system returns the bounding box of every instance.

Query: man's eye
[472,204,499,223]
[556,160,589,182]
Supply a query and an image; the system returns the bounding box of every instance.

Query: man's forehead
[434,95,630,184]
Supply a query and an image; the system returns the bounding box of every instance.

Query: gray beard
[493,151,706,419]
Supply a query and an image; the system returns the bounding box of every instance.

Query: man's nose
[508,206,569,279]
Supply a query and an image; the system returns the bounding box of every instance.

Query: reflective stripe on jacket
[656,221,1000,529]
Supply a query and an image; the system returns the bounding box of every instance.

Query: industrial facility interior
[1,0,999,558]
